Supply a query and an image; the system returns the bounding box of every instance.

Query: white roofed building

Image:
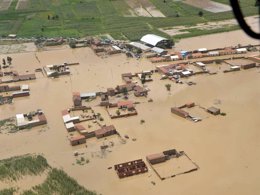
[140,34,173,49]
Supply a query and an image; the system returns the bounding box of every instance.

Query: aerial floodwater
[0,1,260,195]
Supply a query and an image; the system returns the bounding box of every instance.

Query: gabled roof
[140,34,167,47]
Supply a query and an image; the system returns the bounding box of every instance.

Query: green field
[0,0,257,40]
[0,154,97,195]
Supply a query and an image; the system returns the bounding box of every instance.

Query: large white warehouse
[140,34,173,49]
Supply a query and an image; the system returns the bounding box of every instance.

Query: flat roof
[80,92,96,98]
[65,122,75,129]
[151,47,165,54]
[146,153,165,161]
[130,42,151,51]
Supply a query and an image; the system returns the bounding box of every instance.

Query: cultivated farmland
[0,0,258,40]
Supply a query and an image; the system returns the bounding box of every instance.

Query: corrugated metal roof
[80,92,96,98]
[140,34,167,47]
[151,47,165,54]
[130,42,151,51]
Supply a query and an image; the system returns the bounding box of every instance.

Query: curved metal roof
[140,34,167,46]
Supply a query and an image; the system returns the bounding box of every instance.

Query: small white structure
[171,55,179,61]
[197,48,208,53]
[231,65,240,70]
[181,70,192,77]
[16,114,27,128]
[196,62,206,67]
[208,51,220,56]
[21,85,29,91]
[112,45,121,51]
[8,34,17,38]
[63,114,80,124]
[236,48,247,53]
[65,122,75,131]
[80,92,96,99]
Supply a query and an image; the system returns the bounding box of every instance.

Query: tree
[122,87,128,96]
[165,84,171,91]
[116,110,121,116]
[141,73,146,85]
[198,11,203,17]
[69,41,76,48]
[7,56,12,65]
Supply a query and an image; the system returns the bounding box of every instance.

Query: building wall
[70,138,86,146]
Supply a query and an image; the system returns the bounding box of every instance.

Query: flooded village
[0,27,260,195]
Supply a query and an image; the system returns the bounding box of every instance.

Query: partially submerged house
[207,106,221,115]
[117,101,135,111]
[15,110,47,129]
[43,64,70,77]
[73,92,82,107]
[146,153,167,165]
[94,125,117,139]
[133,85,148,97]
[146,149,198,180]
[171,107,190,118]
[114,159,148,179]
[69,135,86,146]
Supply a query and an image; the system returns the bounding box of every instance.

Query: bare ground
[0,0,12,11]
[184,0,231,13]
[160,15,258,36]
[125,0,165,17]
[16,0,29,10]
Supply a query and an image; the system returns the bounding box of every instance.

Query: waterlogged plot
[125,0,165,17]
[147,150,199,180]
[16,0,29,10]
[184,0,232,13]
[0,0,12,11]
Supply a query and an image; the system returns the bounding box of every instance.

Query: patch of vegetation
[0,188,16,195]
[174,25,240,39]
[22,168,96,195]
[0,118,19,133]
[0,155,49,180]
[165,84,171,91]
[0,154,97,195]
[0,154,49,181]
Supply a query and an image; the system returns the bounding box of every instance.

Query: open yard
[0,0,258,40]
[184,0,231,13]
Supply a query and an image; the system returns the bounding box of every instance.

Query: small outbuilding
[146,153,166,165]
[69,135,86,146]
[207,107,221,115]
